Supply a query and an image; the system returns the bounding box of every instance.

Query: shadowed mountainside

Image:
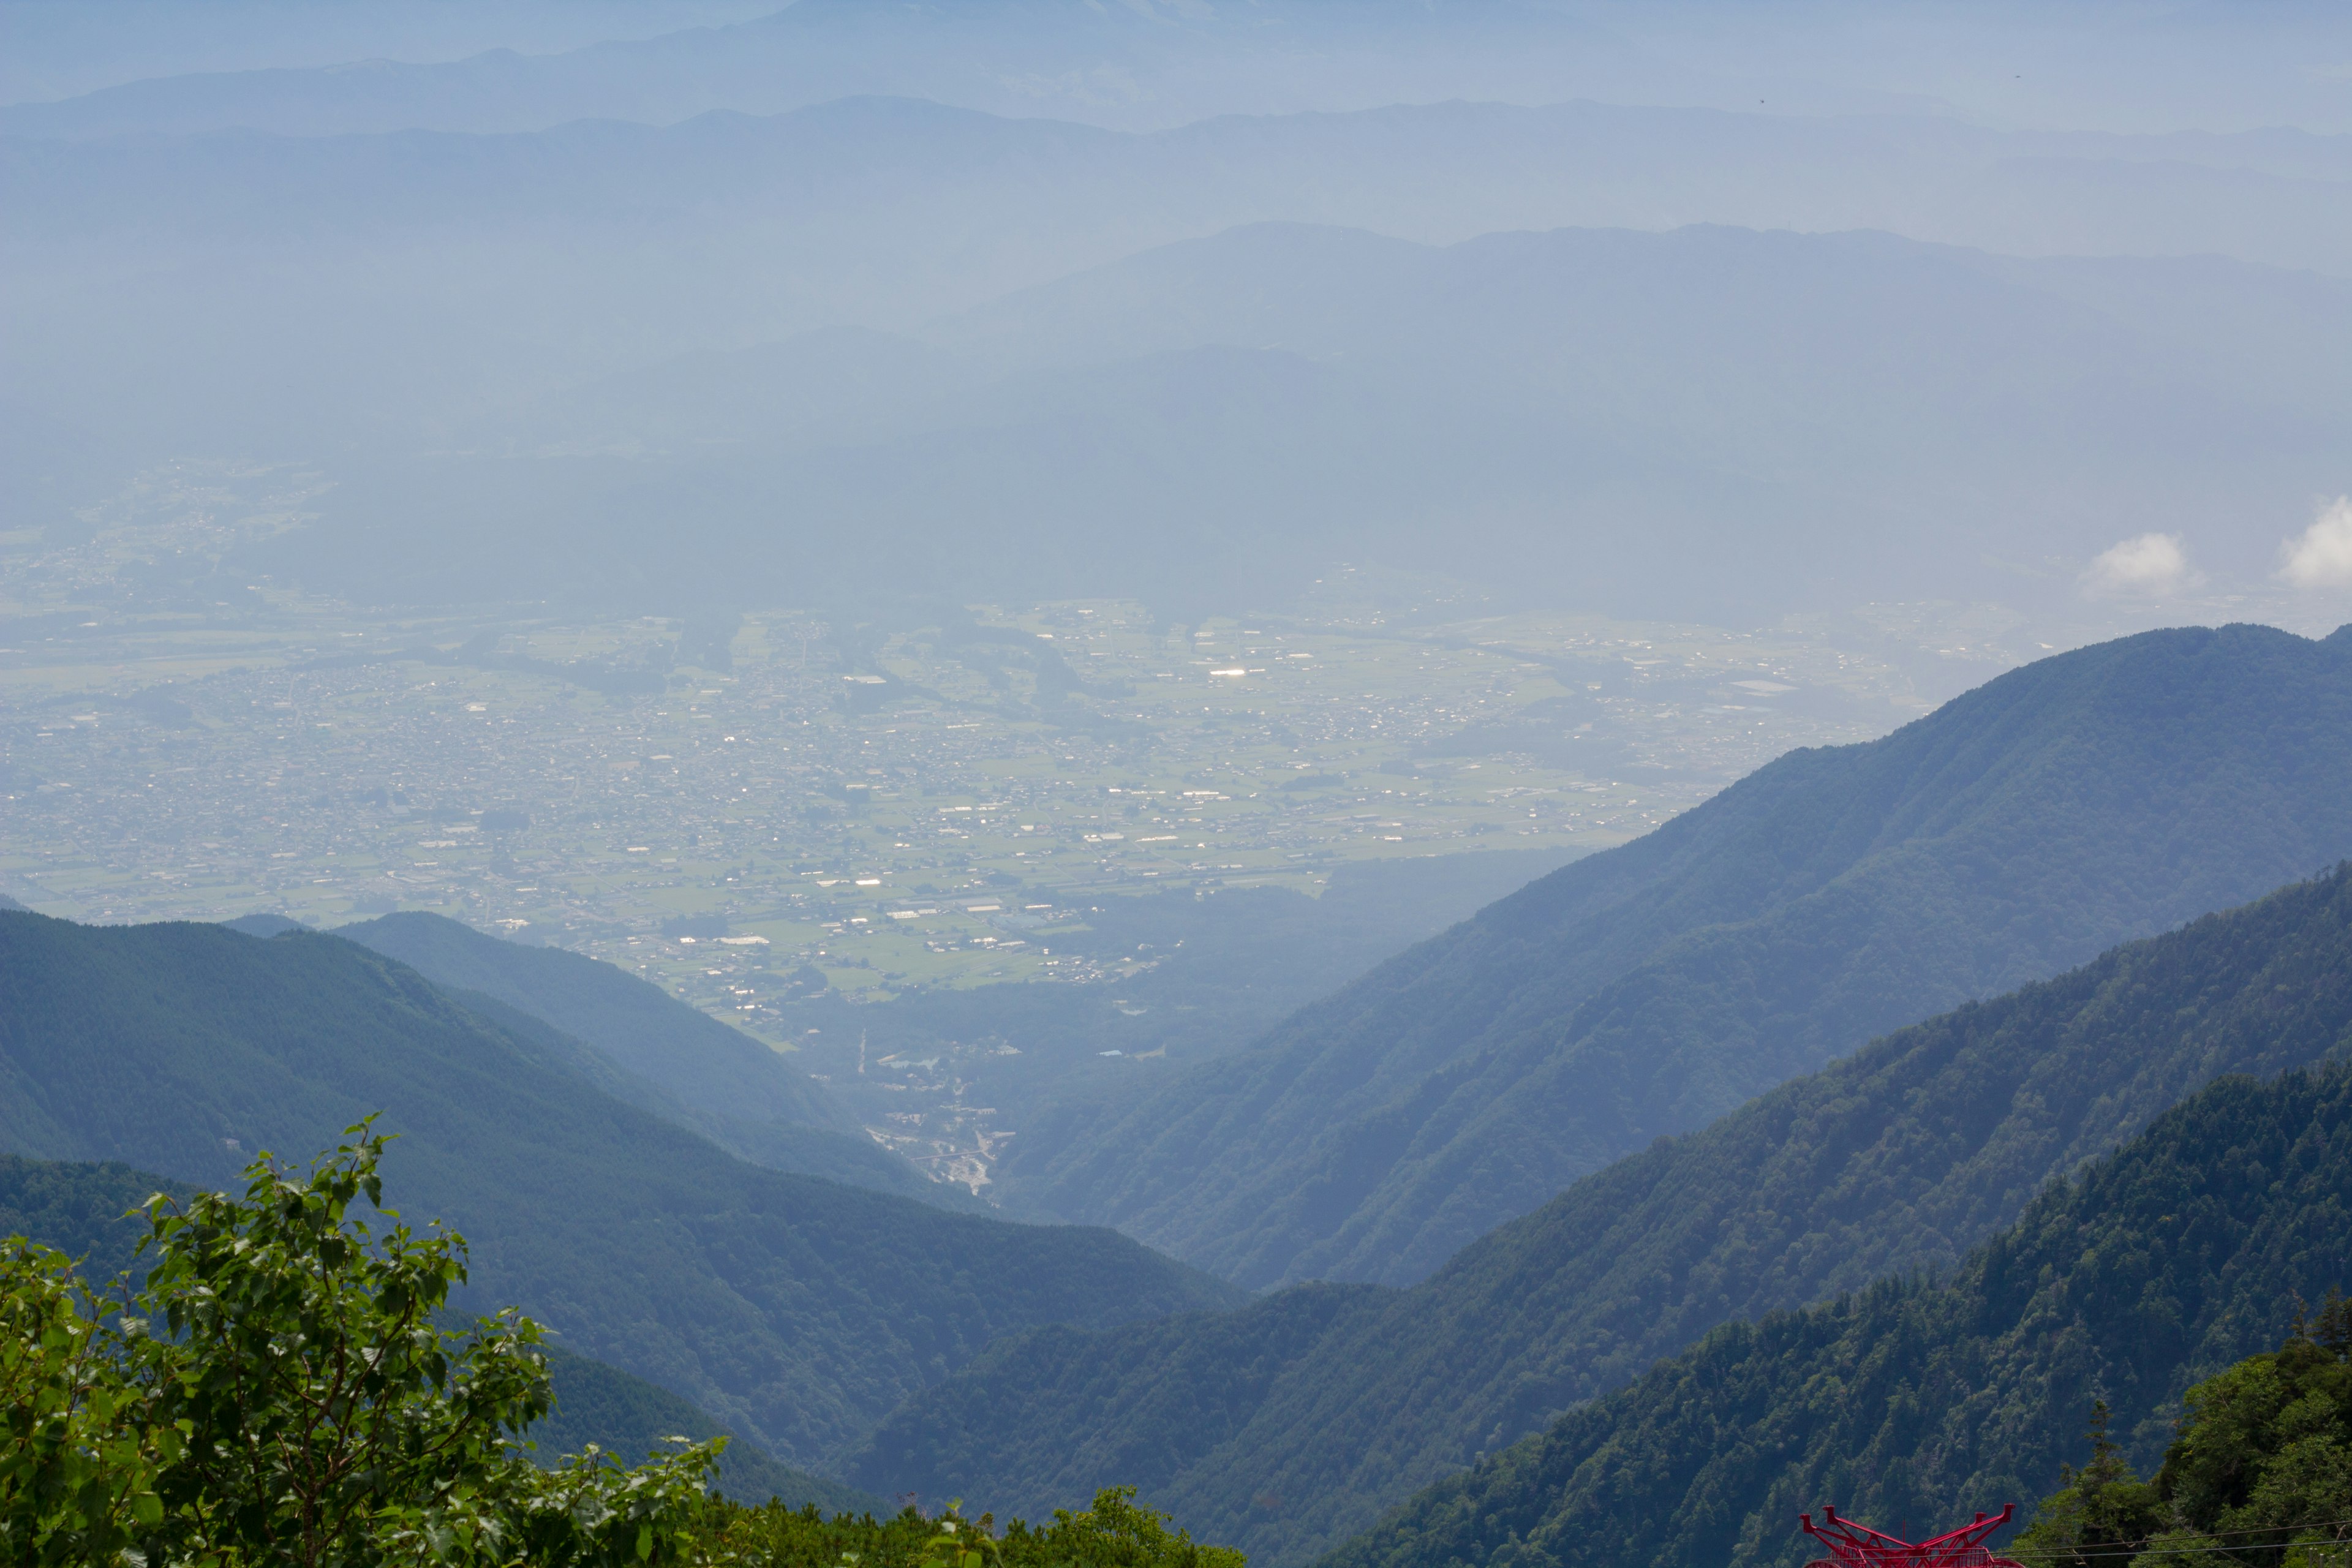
[1322,1057,2352,1568]
[332,910,972,1207]
[0,912,1241,1465]
[856,864,2352,1561]
[998,624,2352,1289]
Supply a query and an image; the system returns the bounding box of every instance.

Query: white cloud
[2081,532,2196,599]
[2279,496,2352,591]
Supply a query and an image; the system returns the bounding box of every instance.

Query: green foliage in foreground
[0,1126,1243,1567]
[0,1154,182,1291]
[1,1123,723,1566]
[711,1488,1243,1568]
[0,1148,872,1515]
[2019,1295,2352,1568]
[1318,1059,2352,1568]
[0,910,1242,1463]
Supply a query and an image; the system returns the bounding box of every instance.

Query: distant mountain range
[8,92,2348,622]
[198,221,2352,624]
[10,1,2344,142]
[0,911,1240,1464]
[856,861,2352,1562]
[0,2,1658,139]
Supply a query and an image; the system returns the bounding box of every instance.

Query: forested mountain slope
[999,624,2352,1288]
[330,911,965,1206]
[861,865,2352,1562]
[1323,1057,2352,1568]
[0,913,1240,1464]
[0,1149,880,1511]
[337,911,841,1129]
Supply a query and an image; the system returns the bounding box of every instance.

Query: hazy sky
[4,1,2348,636]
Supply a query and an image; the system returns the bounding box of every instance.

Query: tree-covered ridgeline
[0,1125,1244,1568]
[0,909,1242,1464]
[1315,1058,2352,1568]
[2017,1295,2352,1568]
[857,863,2352,1564]
[330,913,965,1208]
[1004,624,2352,1293]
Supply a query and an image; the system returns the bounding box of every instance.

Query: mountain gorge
[334,909,974,1206]
[858,861,2352,1561]
[0,912,1240,1464]
[998,624,2352,1288]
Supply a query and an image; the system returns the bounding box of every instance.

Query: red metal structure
[1800,1504,2025,1568]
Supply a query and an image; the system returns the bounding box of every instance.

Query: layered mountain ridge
[0,912,1240,1464]
[332,910,976,1208]
[1000,623,2352,1289]
[861,861,2352,1561]
[1325,1054,2352,1568]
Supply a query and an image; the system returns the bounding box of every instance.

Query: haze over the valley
[4,7,2352,1562]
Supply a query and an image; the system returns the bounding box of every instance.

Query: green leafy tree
[999,1487,1245,1568]
[2015,1402,2168,1566]
[2022,1294,2352,1568]
[2,1120,1248,1568]
[0,1238,175,1564]
[714,1488,1246,1568]
[2147,1292,2352,1568]
[1,1120,727,1567]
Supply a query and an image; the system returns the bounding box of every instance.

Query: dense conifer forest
[1321,1058,2352,1568]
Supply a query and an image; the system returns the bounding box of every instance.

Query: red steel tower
[1800,1504,2024,1568]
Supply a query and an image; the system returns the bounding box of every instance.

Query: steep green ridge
[854,865,2352,1562]
[0,912,1242,1464]
[1000,624,2352,1289]
[328,913,968,1207]
[333,911,840,1130]
[1321,1058,2352,1568]
[434,982,984,1211]
[0,1149,880,1512]
[535,1347,884,1513]
[0,1151,181,1287]
[856,1282,1393,1531]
